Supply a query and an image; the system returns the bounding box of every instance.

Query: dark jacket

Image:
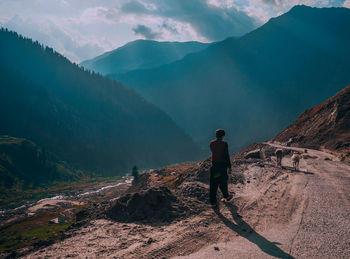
[210,139,231,168]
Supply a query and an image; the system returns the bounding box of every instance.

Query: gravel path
[179,145,350,259]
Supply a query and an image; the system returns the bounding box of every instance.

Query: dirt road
[24,145,350,258]
[178,144,350,258]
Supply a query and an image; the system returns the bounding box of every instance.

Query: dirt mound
[106,187,188,223]
[176,182,209,203]
[179,159,212,184]
[272,85,350,160]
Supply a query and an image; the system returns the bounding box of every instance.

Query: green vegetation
[0,212,72,253]
[341,152,350,161]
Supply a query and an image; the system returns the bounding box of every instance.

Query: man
[209,129,233,207]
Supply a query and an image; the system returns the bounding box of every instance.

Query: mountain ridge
[80,39,210,75]
[109,5,350,151]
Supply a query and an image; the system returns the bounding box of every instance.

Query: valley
[0,176,132,254]
[1,3,350,258]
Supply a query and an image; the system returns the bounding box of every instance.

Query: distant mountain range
[108,6,350,152]
[273,85,350,160]
[0,28,201,177]
[80,40,210,75]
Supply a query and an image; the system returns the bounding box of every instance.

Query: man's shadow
[214,203,295,259]
[281,166,314,175]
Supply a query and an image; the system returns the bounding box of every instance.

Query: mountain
[109,6,350,152]
[80,40,210,75]
[0,28,201,175]
[272,85,350,160]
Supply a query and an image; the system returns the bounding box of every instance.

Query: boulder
[244,149,262,159]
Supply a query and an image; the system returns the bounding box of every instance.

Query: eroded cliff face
[273,85,350,160]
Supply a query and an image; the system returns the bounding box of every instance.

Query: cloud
[118,0,258,41]
[0,0,347,62]
[3,15,106,62]
[161,22,178,35]
[260,0,345,8]
[121,1,152,13]
[261,0,280,5]
[132,24,161,39]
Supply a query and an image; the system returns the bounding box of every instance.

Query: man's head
[215,129,225,139]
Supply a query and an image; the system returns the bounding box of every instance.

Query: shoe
[221,194,233,202]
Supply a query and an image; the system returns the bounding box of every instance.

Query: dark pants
[210,164,229,205]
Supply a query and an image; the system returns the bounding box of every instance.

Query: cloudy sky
[0,0,348,62]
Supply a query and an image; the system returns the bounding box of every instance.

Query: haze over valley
[1,1,350,258]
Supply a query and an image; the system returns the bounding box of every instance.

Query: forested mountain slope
[0,29,201,175]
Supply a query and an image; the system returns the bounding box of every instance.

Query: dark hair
[215,129,225,138]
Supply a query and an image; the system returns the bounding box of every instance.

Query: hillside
[110,6,350,151]
[2,85,350,258]
[0,135,77,186]
[0,135,82,207]
[0,28,201,175]
[80,40,210,75]
[272,85,350,160]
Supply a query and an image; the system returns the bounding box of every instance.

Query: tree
[132,166,139,181]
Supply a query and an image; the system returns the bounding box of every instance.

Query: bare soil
[23,144,350,258]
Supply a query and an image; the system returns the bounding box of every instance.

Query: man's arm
[225,143,231,169]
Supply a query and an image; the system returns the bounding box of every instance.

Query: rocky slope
[273,85,350,161]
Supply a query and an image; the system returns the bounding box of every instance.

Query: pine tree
[132,166,139,181]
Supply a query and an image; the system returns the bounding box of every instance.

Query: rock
[147,238,153,244]
[49,218,59,224]
[244,149,261,159]
[214,246,220,251]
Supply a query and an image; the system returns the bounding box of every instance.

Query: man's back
[210,139,231,167]
[209,130,233,206]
